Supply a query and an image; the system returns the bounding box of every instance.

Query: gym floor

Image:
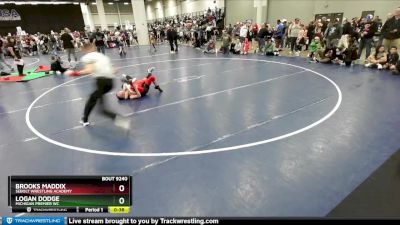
[0,44,399,217]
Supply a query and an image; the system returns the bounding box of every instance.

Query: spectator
[257,24,268,53]
[193,27,201,48]
[341,36,359,66]
[149,33,157,52]
[203,39,216,54]
[383,46,399,70]
[31,40,38,56]
[393,59,400,75]
[251,23,259,41]
[230,37,241,54]
[167,25,179,53]
[358,14,378,60]
[375,15,385,47]
[316,46,336,64]
[242,37,250,55]
[239,23,248,43]
[50,55,67,74]
[305,21,315,50]
[374,15,383,30]
[309,36,322,60]
[6,36,24,76]
[365,45,387,69]
[220,30,231,54]
[381,8,400,52]
[283,19,290,48]
[227,24,233,36]
[49,34,57,55]
[60,28,77,63]
[288,18,301,55]
[321,17,329,33]
[234,22,241,37]
[274,19,284,49]
[314,20,324,39]
[205,23,213,41]
[0,37,14,72]
[264,38,279,56]
[337,18,354,50]
[324,18,342,48]
[265,24,274,39]
[93,28,106,54]
[116,31,126,57]
[297,24,307,52]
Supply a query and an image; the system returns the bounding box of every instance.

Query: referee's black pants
[82,77,116,122]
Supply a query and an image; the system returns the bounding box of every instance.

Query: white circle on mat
[25,58,342,157]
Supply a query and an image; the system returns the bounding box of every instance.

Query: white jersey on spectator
[240,25,248,37]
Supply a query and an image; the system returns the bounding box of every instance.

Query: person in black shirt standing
[49,34,57,55]
[321,17,329,34]
[257,24,268,53]
[6,36,24,76]
[305,21,315,50]
[61,28,77,63]
[337,18,354,51]
[167,25,178,53]
[92,28,105,54]
[358,15,378,60]
[42,35,49,54]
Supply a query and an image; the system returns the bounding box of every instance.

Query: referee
[66,43,130,129]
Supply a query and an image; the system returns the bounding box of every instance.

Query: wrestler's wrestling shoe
[147,67,155,77]
[79,119,90,127]
[155,85,163,93]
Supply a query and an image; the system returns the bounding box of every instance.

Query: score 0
[115,183,128,205]
[116,185,126,204]
[118,184,125,192]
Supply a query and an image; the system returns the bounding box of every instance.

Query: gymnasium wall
[145,0,225,20]
[164,0,180,18]
[225,0,399,26]
[313,0,399,20]
[0,4,84,35]
[266,0,399,24]
[89,2,134,28]
[225,0,257,25]
[145,0,165,20]
[266,0,315,24]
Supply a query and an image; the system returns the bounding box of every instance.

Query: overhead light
[73,2,79,5]
[124,2,129,5]
[108,2,114,4]
[92,2,97,5]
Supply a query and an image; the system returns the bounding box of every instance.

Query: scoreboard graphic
[8,176,132,213]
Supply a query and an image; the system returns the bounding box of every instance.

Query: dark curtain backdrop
[0,4,84,35]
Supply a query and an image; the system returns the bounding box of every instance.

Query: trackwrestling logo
[2,217,65,225]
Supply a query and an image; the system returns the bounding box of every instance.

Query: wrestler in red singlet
[116,67,163,100]
[131,75,157,95]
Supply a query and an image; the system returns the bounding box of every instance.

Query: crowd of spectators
[1,6,399,75]
[158,6,400,74]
